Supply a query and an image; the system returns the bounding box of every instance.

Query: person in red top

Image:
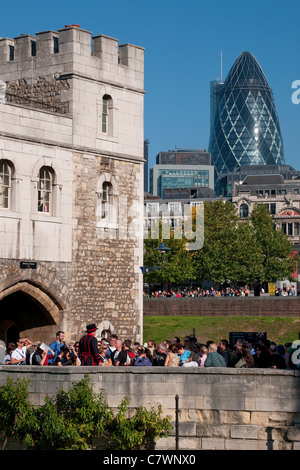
[79,323,102,366]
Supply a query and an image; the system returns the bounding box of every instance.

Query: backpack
[125,350,136,366]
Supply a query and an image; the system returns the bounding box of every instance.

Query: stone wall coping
[1,365,299,377]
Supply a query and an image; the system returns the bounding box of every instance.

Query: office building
[150,148,214,198]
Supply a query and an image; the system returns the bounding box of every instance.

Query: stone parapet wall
[144,297,300,317]
[1,366,299,450]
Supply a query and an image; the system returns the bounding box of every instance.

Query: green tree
[143,220,197,285]
[192,200,240,283]
[230,219,265,284]
[192,200,298,285]
[250,203,298,283]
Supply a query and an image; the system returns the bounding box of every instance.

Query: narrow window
[102,95,110,133]
[31,40,36,57]
[53,37,59,54]
[38,167,52,213]
[282,223,286,235]
[101,181,112,219]
[239,203,249,218]
[270,203,276,215]
[0,161,11,209]
[9,45,14,61]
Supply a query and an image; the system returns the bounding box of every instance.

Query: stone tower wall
[0,25,144,344]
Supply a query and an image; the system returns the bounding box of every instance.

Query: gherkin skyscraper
[209,51,285,195]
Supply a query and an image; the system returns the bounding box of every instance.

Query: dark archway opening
[0,290,56,345]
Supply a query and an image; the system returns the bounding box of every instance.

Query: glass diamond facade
[208,51,285,195]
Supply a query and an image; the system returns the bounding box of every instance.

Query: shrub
[0,376,172,450]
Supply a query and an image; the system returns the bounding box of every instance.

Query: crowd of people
[1,323,299,370]
[144,286,251,298]
[144,284,297,298]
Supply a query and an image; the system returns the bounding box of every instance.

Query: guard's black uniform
[79,333,101,366]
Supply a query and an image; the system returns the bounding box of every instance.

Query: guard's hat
[86,323,98,333]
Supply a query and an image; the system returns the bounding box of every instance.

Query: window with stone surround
[37,166,54,214]
[96,174,119,231]
[101,181,112,219]
[239,203,249,218]
[102,95,112,134]
[0,160,12,209]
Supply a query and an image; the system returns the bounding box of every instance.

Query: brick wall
[144,297,300,317]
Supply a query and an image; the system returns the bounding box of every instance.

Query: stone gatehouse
[0,25,145,345]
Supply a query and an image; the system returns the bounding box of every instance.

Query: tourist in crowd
[48,331,65,365]
[232,339,246,365]
[164,343,180,367]
[98,344,112,366]
[269,343,287,369]
[253,343,273,368]
[133,347,153,366]
[182,351,200,367]
[204,343,226,367]
[198,345,208,367]
[4,342,15,364]
[177,343,191,366]
[10,337,32,365]
[234,346,255,368]
[30,343,49,366]
[152,343,167,366]
[218,339,231,366]
[54,344,80,366]
[106,334,118,359]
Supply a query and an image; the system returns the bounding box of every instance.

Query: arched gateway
[0,281,64,345]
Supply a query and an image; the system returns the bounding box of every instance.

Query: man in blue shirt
[178,344,191,366]
[48,331,65,364]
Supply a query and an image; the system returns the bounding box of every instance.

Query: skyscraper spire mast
[220,50,223,84]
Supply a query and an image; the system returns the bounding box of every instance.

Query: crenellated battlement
[0,25,144,87]
[0,24,144,159]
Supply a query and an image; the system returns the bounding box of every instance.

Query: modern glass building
[149,149,214,197]
[208,51,285,195]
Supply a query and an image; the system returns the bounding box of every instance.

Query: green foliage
[0,376,172,450]
[145,200,298,285]
[250,204,298,282]
[0,377,39,450]
[106,397,172,450]
[144,219,197,284]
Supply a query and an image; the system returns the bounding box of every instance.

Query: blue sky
[1,0,300,176]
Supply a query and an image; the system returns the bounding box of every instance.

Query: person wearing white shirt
[10,339,27,365]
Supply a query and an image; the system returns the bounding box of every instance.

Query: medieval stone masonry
[0,26,145,344]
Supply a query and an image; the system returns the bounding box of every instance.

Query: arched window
[96,175,119,231]
[102,95,112,134]
[38,166,53,214]
[0,160,12,209]
[240,203,249,218]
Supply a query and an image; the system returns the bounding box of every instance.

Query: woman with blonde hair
[98,344,113,366]
[199,345,208,367]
